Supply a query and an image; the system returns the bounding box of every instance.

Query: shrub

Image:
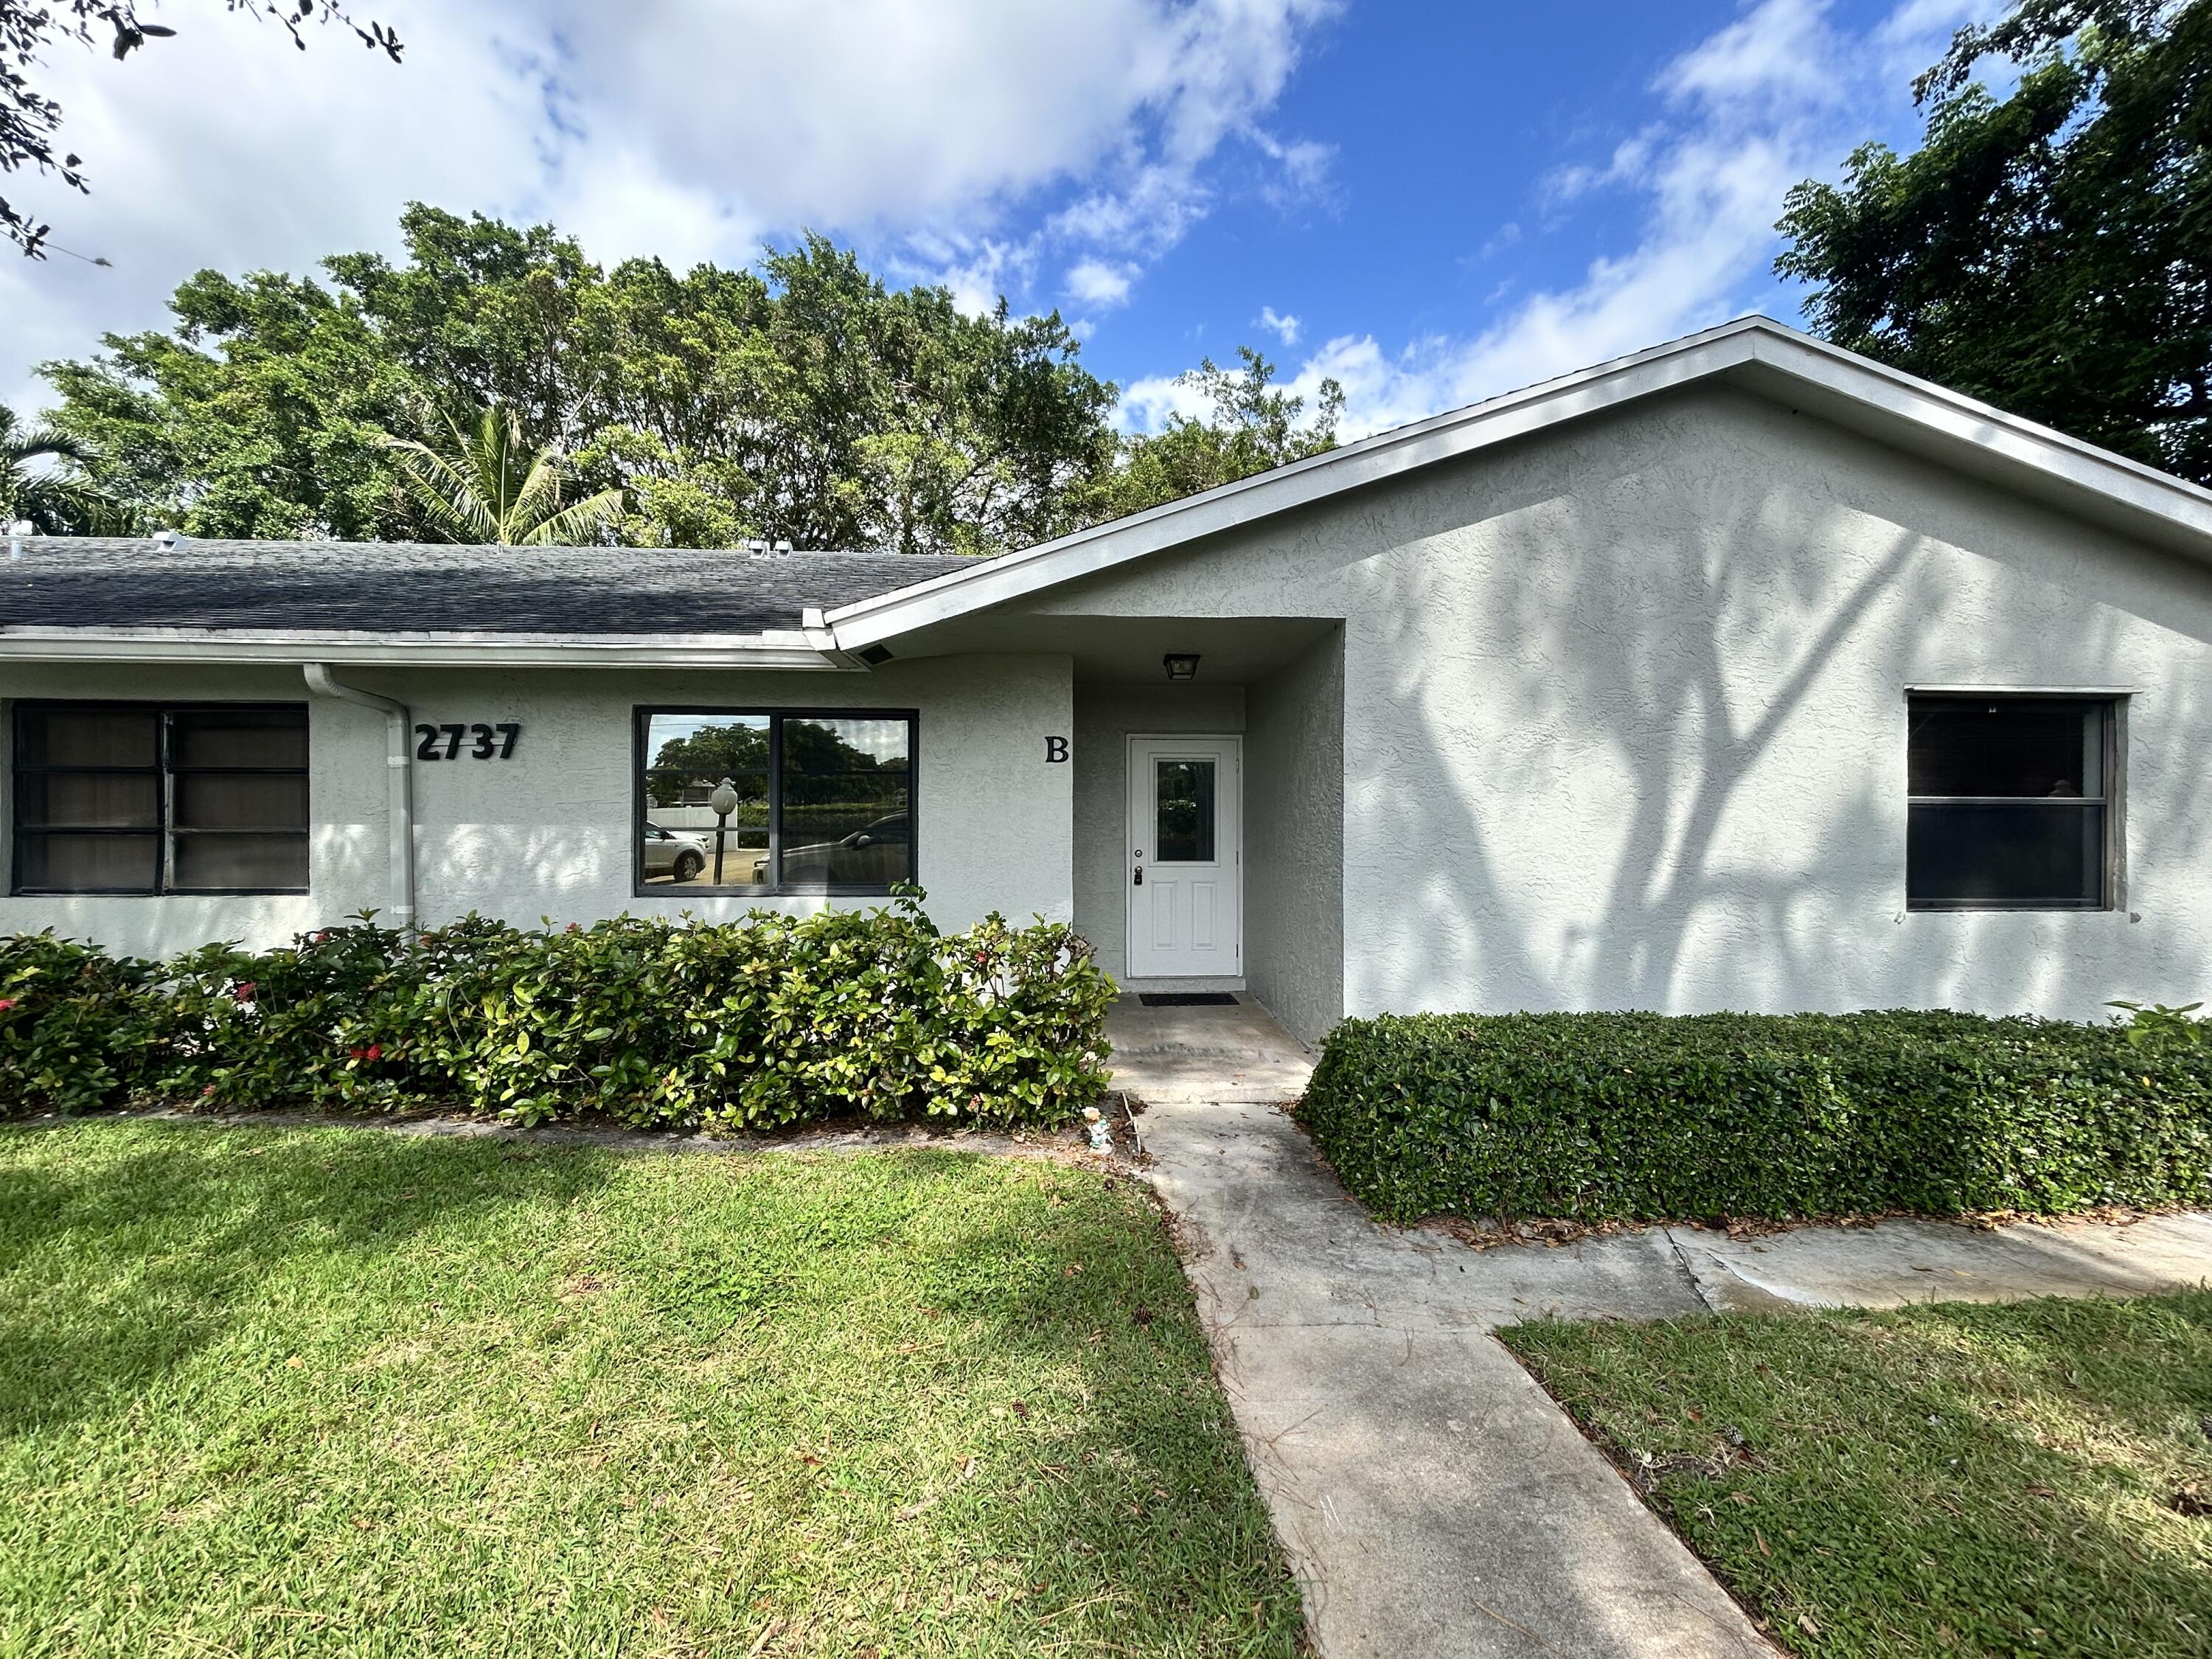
[1298,1009,2212,1225]
[0,898,1114,1131]
[0,931,165,1114]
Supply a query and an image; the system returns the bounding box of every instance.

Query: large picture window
[12,703,310,895]
[1906,695,2116,910]
[636,709,916,894]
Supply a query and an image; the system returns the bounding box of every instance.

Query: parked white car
[639,821,709,883]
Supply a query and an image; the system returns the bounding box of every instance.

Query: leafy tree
[650,721,770,779]
[1,0,401,257]
[378,403,624,546]
[1069,347,1345,526]
[1776,0,2212,482]
[0,402,121,531]
[45,262,422,537]
[44,206,1119,553]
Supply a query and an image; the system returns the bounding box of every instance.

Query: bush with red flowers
[0,893,1113,1130]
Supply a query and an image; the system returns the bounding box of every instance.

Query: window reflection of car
[640,821,708,883]
[755,813,908,886]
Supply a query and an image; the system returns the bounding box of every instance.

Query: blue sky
[0,0,1989,434]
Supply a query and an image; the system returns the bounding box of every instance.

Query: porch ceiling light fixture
[1162,652,1200,681]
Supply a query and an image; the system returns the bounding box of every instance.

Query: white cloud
[1666,0,1848,114]
[1,0,1340,412]
[0,3,543,415]
[1116,369,1214,434]
[1276,0,1992,441]
[1066,258,1139,310]
[1257,305,1301,345]
[902,234,1040,317]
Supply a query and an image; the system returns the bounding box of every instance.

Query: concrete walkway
[1106,993,2212,1659]
[1110,995,1775,1658]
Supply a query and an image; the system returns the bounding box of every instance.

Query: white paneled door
[1125,735,1241,980]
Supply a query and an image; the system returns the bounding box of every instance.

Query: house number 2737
[414,723,522,761]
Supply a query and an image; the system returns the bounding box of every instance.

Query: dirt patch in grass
[1500,1290,2212,1658]
[0,1119,1299,1658]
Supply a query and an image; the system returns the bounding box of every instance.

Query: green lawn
[0,1119,1301,1658]
[1501,1292,2212,1658]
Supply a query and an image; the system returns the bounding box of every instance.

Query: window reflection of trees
[637,711,914,891]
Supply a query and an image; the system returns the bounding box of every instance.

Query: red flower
[0,998,17,1012]
[234,981,257,1002]
[347,1043,383,1062]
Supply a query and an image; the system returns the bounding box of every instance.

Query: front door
[1126,735,1241,979]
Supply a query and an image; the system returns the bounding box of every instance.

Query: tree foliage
[1068,347,1344,526]
[650,722,771,779]
[1776,0,2212,482]
[0,402,120,532]
[379,403,623,547]
[0,0,400,257]
[44,205,1122,553]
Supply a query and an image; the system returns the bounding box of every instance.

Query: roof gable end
[825,316,2212,649]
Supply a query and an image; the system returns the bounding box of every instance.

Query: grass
[1500,1291,2212,1658]
[0,1119,1302,1658]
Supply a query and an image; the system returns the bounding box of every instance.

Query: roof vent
[773,540,793,554]
[7,521,32,563]
[150,528,188,552]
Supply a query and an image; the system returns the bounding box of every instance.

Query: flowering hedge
[0,900,1115,1131]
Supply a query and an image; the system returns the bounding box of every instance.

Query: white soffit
[825,316,2212,650]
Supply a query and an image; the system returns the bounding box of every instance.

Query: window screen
[1905,696,2114,909]
[13,703,310,894]
[636,709,915,894]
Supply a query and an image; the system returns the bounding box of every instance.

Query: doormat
[1138,992,1239,1007]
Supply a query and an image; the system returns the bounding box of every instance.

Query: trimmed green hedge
[0,900,1113,1130]
[1298,1010,2212,1225]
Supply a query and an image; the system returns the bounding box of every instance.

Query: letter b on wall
[1045,736,1070,763]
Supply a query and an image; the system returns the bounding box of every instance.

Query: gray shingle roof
[0,538,986,636]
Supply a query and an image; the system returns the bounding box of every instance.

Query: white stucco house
[7,317,2211,1043]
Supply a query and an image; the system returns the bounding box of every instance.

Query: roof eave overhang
[822,317,2212,651]
[1737,330,2212,560]
[0,628,860,669]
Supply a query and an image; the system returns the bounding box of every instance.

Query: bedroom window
[636,709,916,895]
[1906,695,2116,910]
[12,703,310,895]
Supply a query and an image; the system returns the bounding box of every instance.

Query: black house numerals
[414,722,522,761]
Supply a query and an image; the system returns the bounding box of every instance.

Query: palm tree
[0,405,123,534]
[380,404,625,546]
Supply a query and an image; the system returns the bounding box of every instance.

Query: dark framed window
[635,709,916,896]
[12,702,310,896]
[1906,695,2117,910]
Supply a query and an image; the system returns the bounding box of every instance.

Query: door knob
[1133,866,1144,886]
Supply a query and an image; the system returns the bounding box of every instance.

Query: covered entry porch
[1064,616,1344,1045]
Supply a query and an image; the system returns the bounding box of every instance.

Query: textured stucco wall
[0,654,1072,953]
[1070,683,1244,980]
[1243,628,1345,1043]
[1025,384,2212,1023]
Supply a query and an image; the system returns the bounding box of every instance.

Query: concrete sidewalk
[1141,1091,1771,1658]
[1111,995,1773,1658]
[1663,1211,2212,1312]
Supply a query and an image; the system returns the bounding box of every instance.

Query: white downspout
[302,664,416,933]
